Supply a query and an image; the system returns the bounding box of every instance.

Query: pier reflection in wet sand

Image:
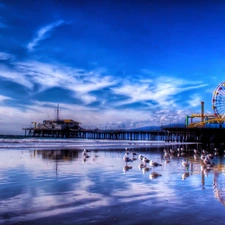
[0,146,225,224]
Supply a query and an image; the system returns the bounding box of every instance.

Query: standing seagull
[83,149,88,156]
[149,160,162,167]
[123,152,132,165]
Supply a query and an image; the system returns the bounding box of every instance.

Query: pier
[22,126,225,143]
[22,90,225,143]
[22,127,166,141]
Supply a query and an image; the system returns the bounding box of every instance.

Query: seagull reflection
[123,165,132,173]
[165,160,170,164]
[149,172,162,180]
[194,149,200,154]
[182,160,189,169]
[182,172,190,180]
[203,168,211,177]
[93,154,99,161]
[201,165,211,177]
[194,154,199,160]
[82,157,87,163]
[138,163,146,170]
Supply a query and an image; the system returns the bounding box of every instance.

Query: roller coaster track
[188,118,225,128]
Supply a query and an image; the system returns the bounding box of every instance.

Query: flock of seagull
[123,148,163,179]
[122,146,221,180]
[81,146,221,180]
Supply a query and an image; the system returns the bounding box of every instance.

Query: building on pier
[39,119,81,130]
[23,105,83,137]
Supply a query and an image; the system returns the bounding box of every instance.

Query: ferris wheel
[212,81,225,118]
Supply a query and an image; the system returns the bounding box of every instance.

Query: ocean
[0,137,225,224]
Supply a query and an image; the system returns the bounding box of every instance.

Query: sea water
[0,138,225,224]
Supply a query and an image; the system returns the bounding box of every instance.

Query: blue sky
[0,0,224,134]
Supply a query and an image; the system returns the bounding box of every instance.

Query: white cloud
[0,52,14,60]
[14,61,117,105]
[111,76,207,110]
[27,20,64,51]
[0,64,33,88]
[0,95,11,102]
[188,94,202,107]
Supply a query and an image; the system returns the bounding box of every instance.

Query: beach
[0,139,225,224]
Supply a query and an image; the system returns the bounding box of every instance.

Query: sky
[0,0,225,134]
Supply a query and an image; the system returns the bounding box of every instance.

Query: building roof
[43,119,81,124]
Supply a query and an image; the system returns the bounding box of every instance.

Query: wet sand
[0,146,225,225]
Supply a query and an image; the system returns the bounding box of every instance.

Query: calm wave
[0,137,191,150]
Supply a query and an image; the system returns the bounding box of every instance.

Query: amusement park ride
[186,81,225,128]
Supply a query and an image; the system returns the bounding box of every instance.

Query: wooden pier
[23,127,166,141]
[22,126,225,143]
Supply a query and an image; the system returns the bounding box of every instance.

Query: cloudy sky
[0,0,224,134]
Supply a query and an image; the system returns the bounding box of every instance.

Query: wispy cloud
[0,52,14,60]
[0,64,33,88]
[188,94,202,107]
[111,76,207,110]
[14,61,117,105]
[0,95,11,102]
[27,20,64,51]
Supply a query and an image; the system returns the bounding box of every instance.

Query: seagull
[131,150,138,156]
[82,149,88,156]
[149,160,162,167]
[200,154,205,161]
[202,150,208,154]
[164,152,170,159]
[203,158,215,167]
[142,157,150,164]
[125,147,129,154]
[206,154,213,160]
[123,152,132,165]
[149,172,162,179]
[139,154,144,161]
